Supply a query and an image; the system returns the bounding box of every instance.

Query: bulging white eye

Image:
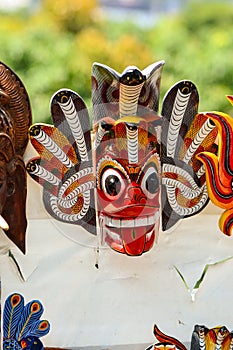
[101,168,126,200]
[141,166,159,199]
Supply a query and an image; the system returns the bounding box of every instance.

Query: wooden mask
[0,62,32,253]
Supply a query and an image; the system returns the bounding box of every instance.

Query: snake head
[119,66,146,86]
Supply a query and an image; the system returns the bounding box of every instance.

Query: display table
[0,172,232,348]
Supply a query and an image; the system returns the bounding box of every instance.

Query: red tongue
[121,226,147,256]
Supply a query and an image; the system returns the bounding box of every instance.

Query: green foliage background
[0,0,233,123]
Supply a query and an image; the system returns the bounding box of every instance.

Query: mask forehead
[96,115,161,165]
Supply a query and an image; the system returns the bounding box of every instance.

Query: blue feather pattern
[3,293,50,350]
[26,320,50,338]
[15,301,43,340]
[3,294,24,340]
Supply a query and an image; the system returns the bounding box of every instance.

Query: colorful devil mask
[27,61,218,256]
[95,116,161,255]
[197,96,233,236]
[92,62,163,255]
[148,324,233,350]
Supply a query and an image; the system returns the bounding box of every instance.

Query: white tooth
[146,230,153,241]
[106,228,122,244]
[108,217,113,227]
[151,215,156,225]
[154,211,160,222]
[111,218,120,228]
[0,215,9,230]
[104,217,121,228]
[121,219,133,228]
[135,217,146,227]
[105,216,112,227]
[104,216,109,226]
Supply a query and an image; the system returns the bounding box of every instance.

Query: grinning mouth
[105,226,154,245]
[104,211,160,229]
[102,211,160,255]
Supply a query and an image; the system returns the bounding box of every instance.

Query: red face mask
[95,115,161,256]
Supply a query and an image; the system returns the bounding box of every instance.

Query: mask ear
[2,158,27,253]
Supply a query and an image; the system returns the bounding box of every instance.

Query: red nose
[123,183,147,206]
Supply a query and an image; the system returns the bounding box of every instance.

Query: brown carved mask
[0,62,32,253]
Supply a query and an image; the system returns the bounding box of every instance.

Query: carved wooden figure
[27,61,218,256]
[0,62,32,253]
[92,62,163,255]
[148,324,233,350]
[191,325,233,350]
[147,324,187,350]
